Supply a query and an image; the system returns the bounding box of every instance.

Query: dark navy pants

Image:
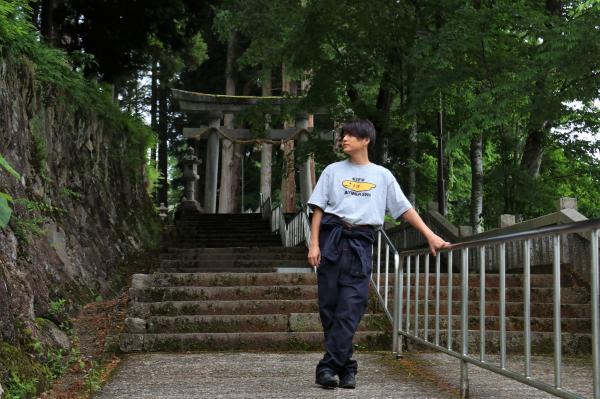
[315,215,374,377]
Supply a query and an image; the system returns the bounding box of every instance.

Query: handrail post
[553,234,562,389]
[524,239,532,378]
[397,254,404,359]
[377,230,382,301]
[591,228,599,399]
[460,248,470,398]
[393,253,402,358]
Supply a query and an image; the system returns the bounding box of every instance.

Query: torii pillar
[296,113,314,205]
[204,112,221,213]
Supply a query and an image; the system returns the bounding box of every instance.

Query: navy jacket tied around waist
[319,213,376,277]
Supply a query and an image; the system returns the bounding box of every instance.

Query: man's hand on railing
[308,243,321,268]
[401,208,451,256]
[426,233,451,256]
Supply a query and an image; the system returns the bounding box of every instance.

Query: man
[307,118,449,389]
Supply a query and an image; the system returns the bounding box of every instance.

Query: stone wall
[0,56,159,345]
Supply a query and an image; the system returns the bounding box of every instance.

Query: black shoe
[339,373,356,389]
[315,371,338,389]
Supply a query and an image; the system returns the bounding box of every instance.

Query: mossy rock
[0,342,53,398]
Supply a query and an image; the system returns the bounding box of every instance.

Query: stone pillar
[296,113,313,205]
[459,225,473,238]
[281,139,296,213]
[180,147,203,213]
[499,214,515,228]
[557,197,577,210]
[260,69,273,203]
[204,112,221,213]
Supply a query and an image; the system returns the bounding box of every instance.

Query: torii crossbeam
[172,89,329,214]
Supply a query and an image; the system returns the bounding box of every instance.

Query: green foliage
[31,130,47,176]
[83,360,105,394]
[9,197,60,244]
[58,187,82,200]
[0,154,20,179]
[145,158,161,196]
[0,342,53,399]
[4,371,38,398]
[0,154,21,228]
[0,192,13,229]
[48,298,67,320]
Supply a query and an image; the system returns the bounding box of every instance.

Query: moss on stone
[0,342,53,398]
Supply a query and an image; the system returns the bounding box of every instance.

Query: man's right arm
[307,207,323,267]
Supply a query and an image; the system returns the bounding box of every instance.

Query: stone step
[177,214,264,221]
[403,330,592,355]
[382,300,593,319]
[119,331,390,352]
[160,254,308,263]
[129,285,318,302]
[175,226,272,233]
[177,237,282,244]
[137,272,318,288]
[127,299,322,318]
[164,247,306,254]
[175,225,273,232]
[157,266,313,274]
[141,313,388,334]
[177,232,279,239]
[175,232,277,239]
[159,259,310,269]
[399,315,591,334]
[170,241,283,249]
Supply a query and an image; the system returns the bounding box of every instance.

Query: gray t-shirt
[307,160,413,227]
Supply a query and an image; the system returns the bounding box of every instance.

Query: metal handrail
[371,228,400,323]
[401,217,600,256]
[259,195,311,248]
[385,217,600,399]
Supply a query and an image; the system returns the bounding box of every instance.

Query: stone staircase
[120,213,592,355]
[119,213,390,352]
[391,272,592,354]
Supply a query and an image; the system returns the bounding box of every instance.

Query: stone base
[181,200,203,212]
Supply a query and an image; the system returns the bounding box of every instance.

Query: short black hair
[341,119,376,149]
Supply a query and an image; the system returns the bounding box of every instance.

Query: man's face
[341,132,370,155]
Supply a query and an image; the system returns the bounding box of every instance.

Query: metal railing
[259,194,311,248]
[373,218,600,399]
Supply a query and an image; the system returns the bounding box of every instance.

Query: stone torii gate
[172,89,328,214]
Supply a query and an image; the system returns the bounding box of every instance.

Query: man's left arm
[401,208,450,256]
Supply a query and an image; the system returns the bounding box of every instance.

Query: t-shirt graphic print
[342,179,376,196]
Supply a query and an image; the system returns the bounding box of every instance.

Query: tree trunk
[150,60,158,204]
[373,72,394,164]
[470,134,484,233]
[437,93,447,216]
[281,64,296,213]
[408,118,417,205]
[40,0,57,44]
[218,30,239,213]
[521,128,545,178]
[260,68,273,202]
[519,1,560,179]
[157,64,169,207]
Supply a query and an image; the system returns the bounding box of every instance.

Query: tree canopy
[3,0,599,226]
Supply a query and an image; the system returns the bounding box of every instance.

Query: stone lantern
[158,203,169,221]
[180,147,203,213]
